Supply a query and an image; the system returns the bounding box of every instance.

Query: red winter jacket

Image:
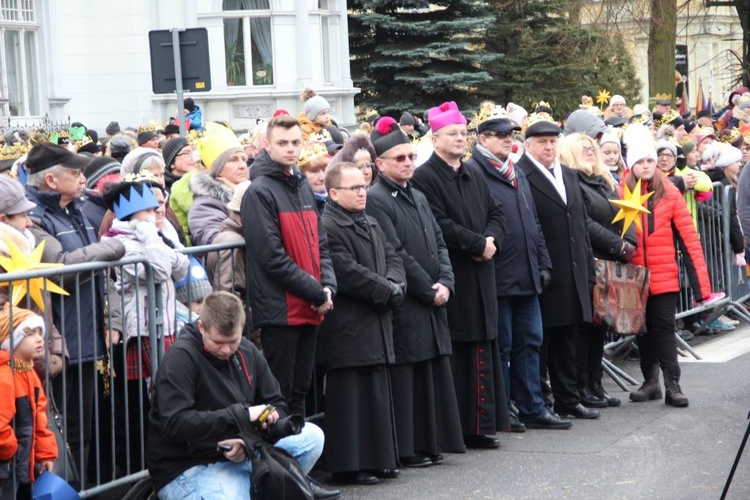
[619,175,712,300]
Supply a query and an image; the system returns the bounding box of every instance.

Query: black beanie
[399,112,415,126]
[106,121,121,135]
[162,137,189,168]
[184,97,195,111]
[84,157,121,189]
[370,117,410,157]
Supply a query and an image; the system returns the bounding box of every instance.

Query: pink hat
[428,101,467,133]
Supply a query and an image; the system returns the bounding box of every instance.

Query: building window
[319,0,334,84]
[0,0,39,116]
[223,0,273,87]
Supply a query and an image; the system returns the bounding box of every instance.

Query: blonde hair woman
[557,133,637,408]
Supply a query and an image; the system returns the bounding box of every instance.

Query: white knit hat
[0,304,45,351]
[626,141,657,170]
[610,95,626,106]
[715,143,743,168]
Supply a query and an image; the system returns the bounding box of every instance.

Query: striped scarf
[477,144,516,188]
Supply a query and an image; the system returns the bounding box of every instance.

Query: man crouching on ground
[146,291,331,499]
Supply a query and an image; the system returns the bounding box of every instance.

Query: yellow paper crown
[654,109,680,128]
[198,123,242,171]
[533,101,552,111]
[0,142,30,162]
[137,120,163,134]
[720,127,742,145]
[654,93,672,102]
[476,101,509,126]
[581,95,594,107]
[186,129,203,148]
[297,141,329,166]
[527,111,555,127]
[237,133,252,145]
[364,108,379,121]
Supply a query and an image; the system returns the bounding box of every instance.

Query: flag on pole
[679,84,688,115]
[708,95,716,115]
[695,81,706,114]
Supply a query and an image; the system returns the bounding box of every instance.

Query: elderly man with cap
[24,142,126,482]
[365,117,465,465]
[466,107,571,431]
[515,113,598,422]
[411,101,510,449]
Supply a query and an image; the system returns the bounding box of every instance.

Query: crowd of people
[0,85,748,499]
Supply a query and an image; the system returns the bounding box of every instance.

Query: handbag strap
[228,403,265,450]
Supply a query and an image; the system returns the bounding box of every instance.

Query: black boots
[663,366,689,407]
[630,363,663,402]
[590,380,621,407]
[579,386,608,408]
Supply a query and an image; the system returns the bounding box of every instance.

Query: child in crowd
[174,256,213,331]
[0,304,58,498]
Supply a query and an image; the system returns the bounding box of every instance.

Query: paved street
[325,328,750,499]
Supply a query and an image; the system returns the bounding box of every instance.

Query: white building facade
[0,0,358,131]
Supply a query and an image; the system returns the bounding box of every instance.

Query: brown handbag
[592,259,650,335]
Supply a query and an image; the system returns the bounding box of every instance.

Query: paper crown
[580,95,594,108]
[720,127,742,145]
[68,125,86,142]
[112,182,160,221]
[198,122,242,171]
[309,129,333,143]
[475,101,509,126]
[137,120,163,134]
[186,129,204,148]
[0,142,30,162]
[654,109,681,128]
[297,141,329,166]
[364,108,379,121]
[654,93,672,101]
[527,111,556,127]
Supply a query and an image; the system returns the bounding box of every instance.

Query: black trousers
[576,322,604,387]
[51,361,96,486]
[637,293,679,371]
[261,324,318,416]
[541,324,579,408]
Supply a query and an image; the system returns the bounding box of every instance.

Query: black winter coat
[366,174,454,364]
[146,322,287,492]
[576,171,637,260]
[467,149,552,297]
[319,202,405,371]
[516,155,595,327]
[412,152,506,342]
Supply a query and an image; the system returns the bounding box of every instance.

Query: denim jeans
[497,295,547,420]
[157,422,324,500]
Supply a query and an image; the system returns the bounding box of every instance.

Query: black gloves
[540,269,552,292]
[389,282,407,307]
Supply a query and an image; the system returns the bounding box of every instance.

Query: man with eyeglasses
[319,161,405,485]
[411,101,510,449]
[24,142,127,484]
[365,117,465,467]
[467,112,571,431]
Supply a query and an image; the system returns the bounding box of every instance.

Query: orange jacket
[619,176,712,300]
[0,351,58,482]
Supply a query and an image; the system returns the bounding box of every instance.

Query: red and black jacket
[242,149,337,329]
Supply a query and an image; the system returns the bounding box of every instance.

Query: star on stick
[610,179,653,237]
[0,238,68,311]
[596,89,611,110]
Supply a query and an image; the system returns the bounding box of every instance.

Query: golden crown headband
[297,141,329,166]
[0,142,31,162]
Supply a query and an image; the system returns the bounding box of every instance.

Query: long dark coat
[366,174,455,364]
[318,202,406,371]
[516,154,594,327]
[411,152,506,342]
[467,149,552,297]
[576,171,637,261]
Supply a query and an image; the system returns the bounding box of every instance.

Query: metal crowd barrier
[0,241,251,498]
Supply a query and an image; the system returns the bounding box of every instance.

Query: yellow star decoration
[610,179,653,237]
[596,89,612,109]
[0,238,68,311]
